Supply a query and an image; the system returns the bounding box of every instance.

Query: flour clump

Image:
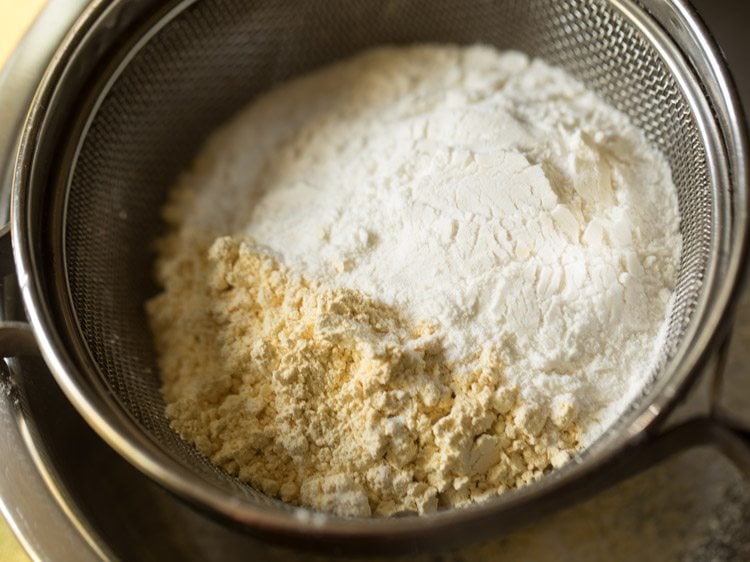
[148,45,682,517]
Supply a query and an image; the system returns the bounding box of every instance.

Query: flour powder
[148,45,682,517]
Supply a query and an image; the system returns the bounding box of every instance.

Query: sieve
[0,0,749,554]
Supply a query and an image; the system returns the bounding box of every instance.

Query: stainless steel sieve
[1,0,748,554]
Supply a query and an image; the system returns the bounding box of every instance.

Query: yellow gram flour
[148,235,579,517]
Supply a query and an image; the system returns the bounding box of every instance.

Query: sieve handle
[597,333,750,486]
[708,329,750,475]
[0,223,37,357]
[0,321,37,357]
[616,417,750,478]
[636,333,750,478]
[709,414,750,474]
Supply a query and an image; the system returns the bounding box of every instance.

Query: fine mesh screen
[63,0,710,509]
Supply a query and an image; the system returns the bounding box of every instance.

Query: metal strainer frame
[0,0,748,554]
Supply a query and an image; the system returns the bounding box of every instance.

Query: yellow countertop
[0,3,46,559]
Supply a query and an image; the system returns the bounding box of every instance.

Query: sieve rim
[7,0,749,549]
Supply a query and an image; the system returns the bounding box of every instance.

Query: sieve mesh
[63,0,710,511]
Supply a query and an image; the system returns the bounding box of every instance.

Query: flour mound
[149,44,681,516]
[149,237,578,516]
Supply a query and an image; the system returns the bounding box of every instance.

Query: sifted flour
[148,45,681,516]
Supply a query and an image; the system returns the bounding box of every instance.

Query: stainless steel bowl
[0,0,748,554]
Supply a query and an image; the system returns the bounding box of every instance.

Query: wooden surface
[0,2,45,559]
